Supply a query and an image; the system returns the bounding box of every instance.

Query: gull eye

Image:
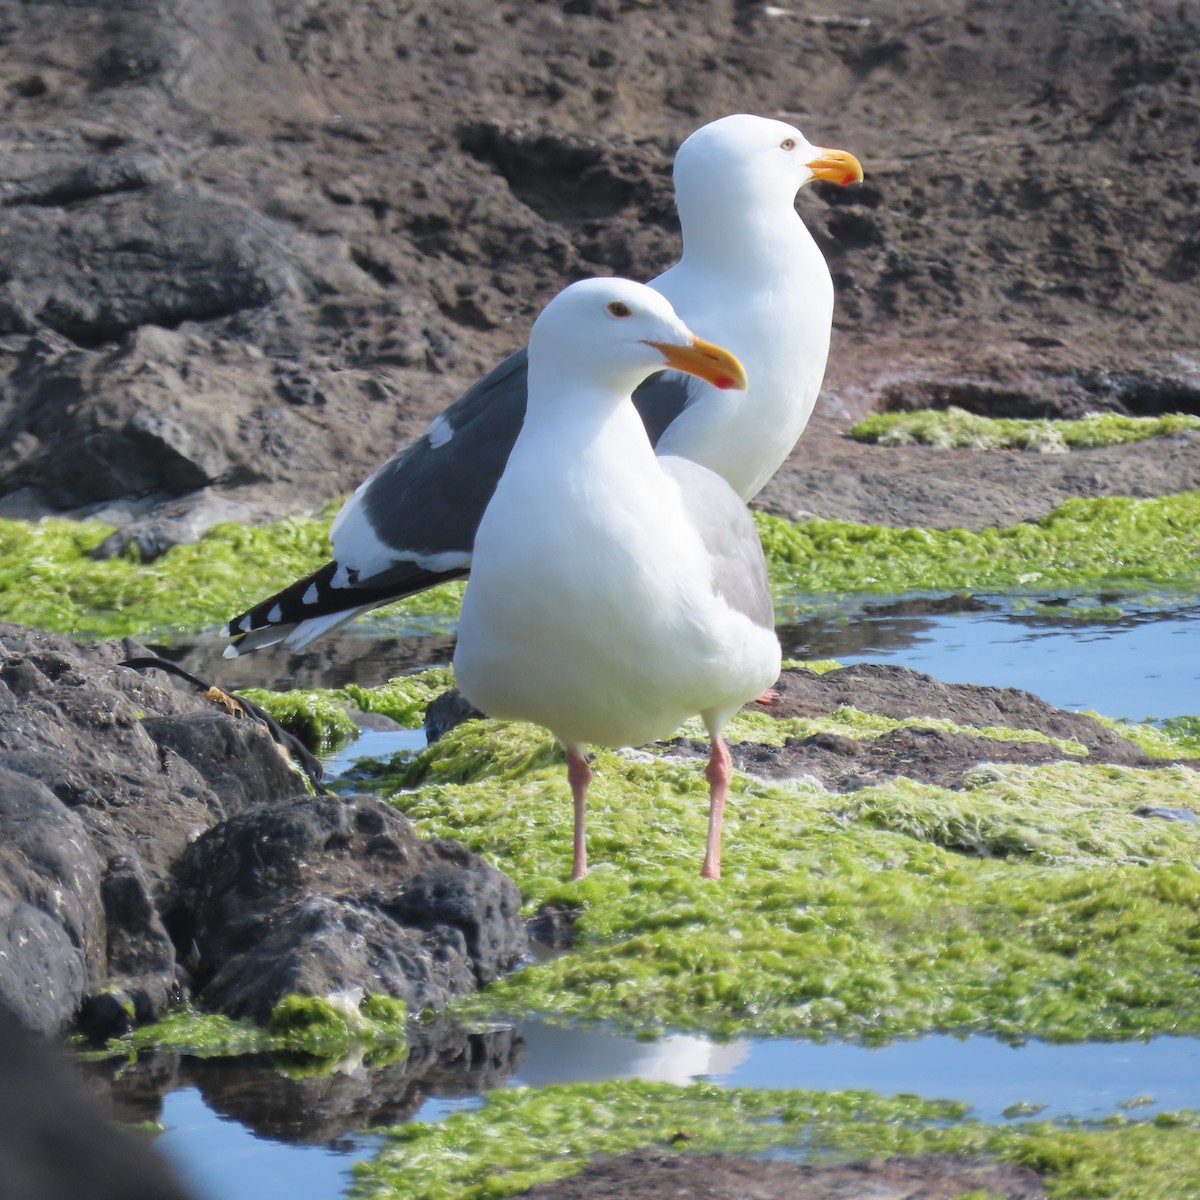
[607,300,632,318]
[780,137,796,152]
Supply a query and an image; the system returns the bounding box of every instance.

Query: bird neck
[522,371,654,456]
[677,195,821,280]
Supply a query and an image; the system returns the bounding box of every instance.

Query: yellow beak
[644,336,748,392]
[807,146,865,187]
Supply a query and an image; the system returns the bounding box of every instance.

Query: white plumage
[454,278,782,881]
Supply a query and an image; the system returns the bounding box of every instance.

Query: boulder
[0,624,526,1035]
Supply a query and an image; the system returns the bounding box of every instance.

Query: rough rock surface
[173,792,525,1023]
[663,663,1198,790]
[0,623,526,1035]
[1,0,1197,543]
[514,1151,1046,1200]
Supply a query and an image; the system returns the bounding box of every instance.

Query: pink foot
[754,688,782,707]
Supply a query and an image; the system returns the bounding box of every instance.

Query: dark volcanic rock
[514,1150,1045,1200]
[0,624,524,1034]
[0,768,105,1035]
[0,0,1197,537]
[173,792,526,1023]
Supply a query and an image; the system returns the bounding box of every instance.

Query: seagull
[222,114,862,657]
[453,277,782,881]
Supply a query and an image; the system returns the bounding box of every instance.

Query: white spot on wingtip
[267,604,282,623]
[426,412,454,449]
[222,644,239,659]
[302,583,319,606]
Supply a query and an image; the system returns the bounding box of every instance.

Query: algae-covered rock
[355,1078,1200,1200]
[850,408,1200,452]
[367,694,1200,1044]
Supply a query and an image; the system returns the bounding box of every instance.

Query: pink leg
[700,738,732,880]
[566,747,591,881]
[754,688,782,707]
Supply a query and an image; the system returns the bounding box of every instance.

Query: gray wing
[358,347,530,558]
[633,369,695,446]
[225,349,531,653]
[226,351,699,654]
[356,358,691,555]
[659,456,775,632]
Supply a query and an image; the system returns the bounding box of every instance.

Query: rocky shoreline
[0,623,525,1040]
[3,0,1200,1196]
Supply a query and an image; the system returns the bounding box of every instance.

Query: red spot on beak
[713,374,736,390]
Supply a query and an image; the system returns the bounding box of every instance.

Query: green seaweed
[685,704,1089,757]
[86,993,408,1066]
[5,493,1200,640]
[850,407,1200,452]
[365,719,1200,1043]
[756,493,1200,597]
[241,667,459,752]
[0,514,462,642]
[1097,715,1200,761]
[351,1078,1200,1200]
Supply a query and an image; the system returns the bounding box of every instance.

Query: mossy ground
[4,492,1200,640]
[11,499,1198,1194]
[850,407,1200,452]
[352,1078,1200,1200]
[349,697,1200,1045]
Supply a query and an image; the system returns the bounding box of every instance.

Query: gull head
[528,277,748,400]
[673,113,863,215]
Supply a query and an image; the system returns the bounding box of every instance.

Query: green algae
[850,407,1200,452]
[0,514,462,642]
[5,494,1200,641]
[241,667,458,752]
[756,493,1200,598]
[368,719,1200,1043]
[684,704,1089,758]
[351,1078,1200,1200]
[1097,715,1200,761]
[89,994,407,1066]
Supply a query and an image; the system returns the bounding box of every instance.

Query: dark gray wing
[633,369,694,447]
[227,350,699,654]
[358,348,529,557]
[225,349,532,652]
[659,456,774,632]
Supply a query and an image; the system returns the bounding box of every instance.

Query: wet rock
[425,687,484,743]
[515,1150,1045,1199]
[1137,805,1200,823]
[1,624,522,1035]
[172,792,527,1023]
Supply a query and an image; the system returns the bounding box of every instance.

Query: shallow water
[150,1031,1200,1200]
[137,591,1200,1197]
[778,592,1200,720]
